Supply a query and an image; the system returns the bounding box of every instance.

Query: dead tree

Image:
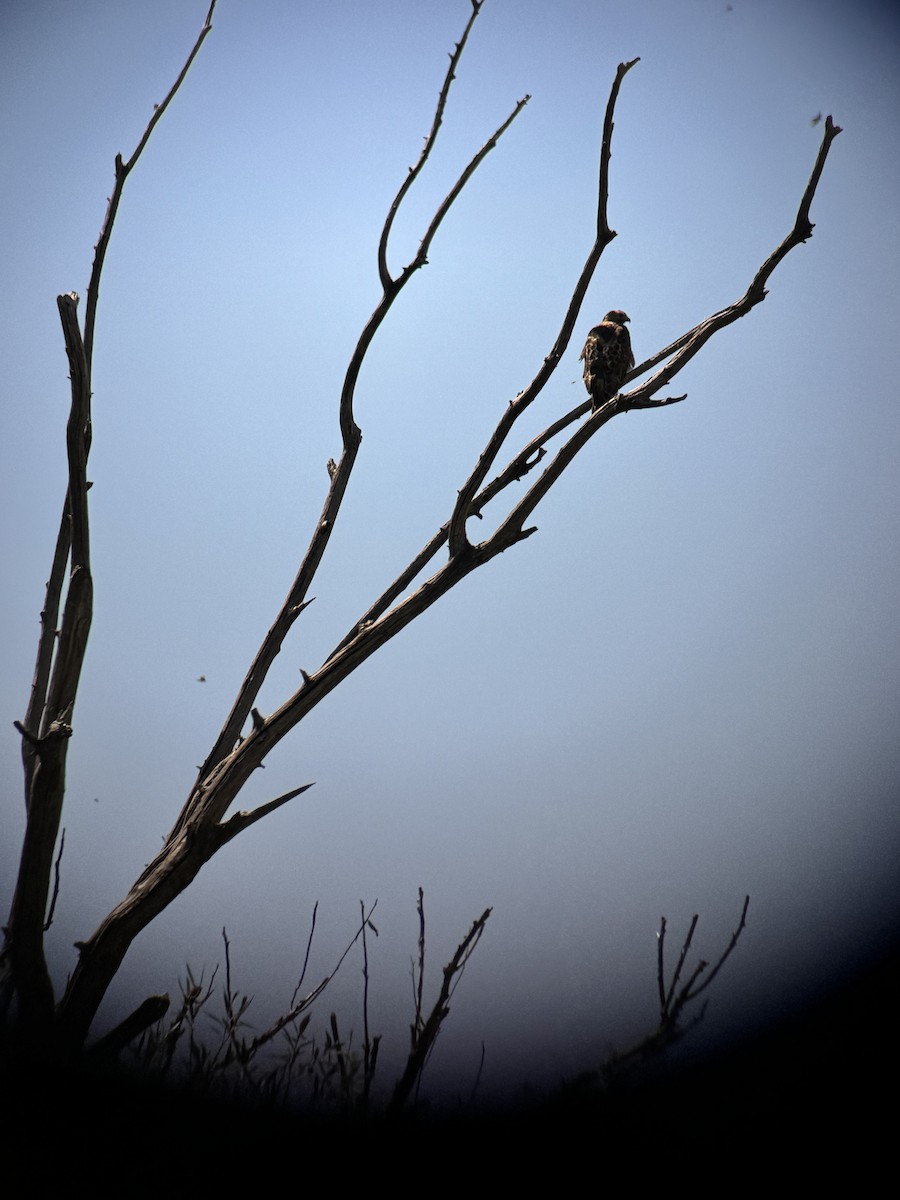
[1,0,841,1055]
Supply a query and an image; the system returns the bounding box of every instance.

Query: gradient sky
[2,0,899,1104]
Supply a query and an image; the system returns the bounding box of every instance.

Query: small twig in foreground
[389,901,492,1117]
[602,896,750,1081]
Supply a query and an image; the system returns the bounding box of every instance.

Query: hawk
[580,310,634,409]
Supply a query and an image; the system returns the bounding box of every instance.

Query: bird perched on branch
[580,310,634,409]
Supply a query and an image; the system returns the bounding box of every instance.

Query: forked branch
[378,0,483,291]
[4,291,94,1035]
[193,7,528,790]
[446,56,639,559]
[389,901,492,1116]
[601,895,751,1079]
[327,113,841,648]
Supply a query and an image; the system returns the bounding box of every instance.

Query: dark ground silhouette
[3,934,896,1185]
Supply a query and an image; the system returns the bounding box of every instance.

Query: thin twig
[413,95,530,279]
[251,899,381,1055]
[468,1041,487,1107]
[291,902,319,1008]
[389,906,491,1116]
[415,886,426,1041]
[360,899,372,1103]
[42,828,65,932]
[686,893,750,1000]
[664,913,699,1017]
[656,915,667,1012]
[84,0,217,368]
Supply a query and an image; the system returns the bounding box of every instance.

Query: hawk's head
[602,309,630,326]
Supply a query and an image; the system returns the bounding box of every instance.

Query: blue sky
[2,0,900,1103]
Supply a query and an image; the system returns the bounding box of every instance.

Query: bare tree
[1,0,840,1060]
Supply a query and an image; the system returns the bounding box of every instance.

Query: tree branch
[83,0,217,370]
[88,994,171,1063]
[192,5,527,791]
[213,783,315,848]
[377,0,484,291]
[20,499,71,805]
[4,291,94,1039]
[466,115,842,552]
[681,893,749,1003]
[619,115,842,411]
[446,57,639,559]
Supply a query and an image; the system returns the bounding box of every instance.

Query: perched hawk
[580,310,634,409]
